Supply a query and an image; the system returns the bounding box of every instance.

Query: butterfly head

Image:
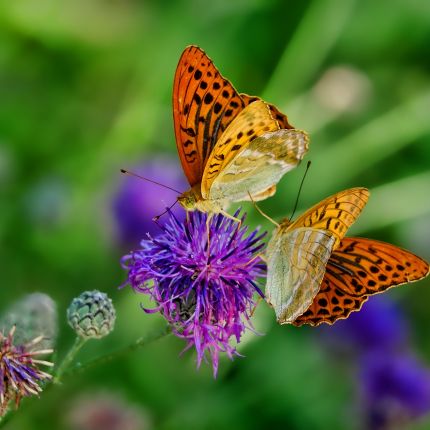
[178,189,198,210]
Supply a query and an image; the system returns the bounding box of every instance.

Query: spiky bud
[67,291,116,339]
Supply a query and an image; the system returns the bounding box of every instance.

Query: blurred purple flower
[112,157,187,246]
[66,391,151,430]
[360,352,430,429]
[322,296,409,354]
[121,209,266,376]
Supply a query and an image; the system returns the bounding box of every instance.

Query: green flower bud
[0,293,58,350]
[67,291,116,339]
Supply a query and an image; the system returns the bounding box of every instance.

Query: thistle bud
[0,293,57,350]
[67,291,116,339]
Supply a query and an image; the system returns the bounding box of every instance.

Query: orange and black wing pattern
[294,237,430,326]
[241,93,293,130]
[172,46,295,187]
[287,188,370,249]
[173,46,247,186]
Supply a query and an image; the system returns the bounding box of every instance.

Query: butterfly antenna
[120,169,182,194]
[247,191,279,227]
[289,161,311,221]
[153,200,179,221]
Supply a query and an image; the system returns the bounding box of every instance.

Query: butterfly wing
[293,237,430,326]
[206,129,308,202]
[241,93,293,130]
[173,46,296,188]
[288,187,370,248]
[265,188,369,324]
[173,46,248,186]
[244,185,276,202]
[266,227,336,324]
[201,100,308,201]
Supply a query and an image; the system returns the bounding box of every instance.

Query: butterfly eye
[178,191,198,210]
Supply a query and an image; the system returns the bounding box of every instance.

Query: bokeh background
[1,0,430,429]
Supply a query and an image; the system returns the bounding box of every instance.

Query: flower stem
[0,325,172,429]
[54,336,87,384]
[64,324,172,378]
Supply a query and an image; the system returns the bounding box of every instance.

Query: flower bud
[0,293,57,350]
[67,291,116,339]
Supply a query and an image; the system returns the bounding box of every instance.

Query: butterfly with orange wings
[265,188,430,326]
[173,46,309,218]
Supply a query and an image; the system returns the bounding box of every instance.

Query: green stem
[64,324,172,378]
[0,325,172,429]
[54,336,87,384]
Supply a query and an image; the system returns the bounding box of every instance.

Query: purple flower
[121,209,266,375]
[322,296,409,354]
[112,157,187,247]
[0,326,53,415]
[360,352,430,429]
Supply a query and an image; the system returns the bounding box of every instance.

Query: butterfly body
[265,187,429,326]
[177,185,227,214]
[173,46,309,216]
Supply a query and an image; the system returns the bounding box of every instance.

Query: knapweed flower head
[122,209,266,375]
[67,291,116,340]
[0,326,53,415]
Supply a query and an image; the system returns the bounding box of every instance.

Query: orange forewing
[172,46,295,187]
[294,237,430,326]
[173,46,246,186]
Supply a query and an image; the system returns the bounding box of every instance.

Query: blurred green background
[1,0,430,429]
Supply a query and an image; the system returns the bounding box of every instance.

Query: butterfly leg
[219,210,242,229]
[247,191,279,227]
[247,253,267,266]
[250,296,263,317]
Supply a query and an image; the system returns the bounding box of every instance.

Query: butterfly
[265,187,429,326]
[173,46,309,218]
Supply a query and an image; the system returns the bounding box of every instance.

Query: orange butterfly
[265,188,430,326]
[173,46,309,218]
